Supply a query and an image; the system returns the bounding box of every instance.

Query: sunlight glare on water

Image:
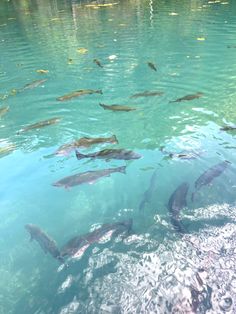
[1,0,236,313]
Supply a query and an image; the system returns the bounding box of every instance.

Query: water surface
[1,0,236,313]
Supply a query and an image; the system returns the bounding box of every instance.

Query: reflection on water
[1,0,236,313]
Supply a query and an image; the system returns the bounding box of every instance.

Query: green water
[1,0,236,313]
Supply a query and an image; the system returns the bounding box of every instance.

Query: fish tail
[111,135,119,144]
[99,103,106,110]
[98,90,103,94]
[118,166,126,174]
[139,199,146,211]
[75,150,86,160]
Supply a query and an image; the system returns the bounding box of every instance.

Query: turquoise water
[1,0,236,312]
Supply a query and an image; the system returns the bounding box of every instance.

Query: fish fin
[75,150,86,160]
[111,135,119,144]
[118,166,126,174]
[99,103,106,110]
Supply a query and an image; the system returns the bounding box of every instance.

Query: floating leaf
[36,69,49,74]
[85,3,118,7]
[197,37,206,41]
[77,48,88,54]
[10,89,18,96]
[108,55,117,60]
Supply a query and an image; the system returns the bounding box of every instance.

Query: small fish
[0,106,9,118]
[17,117,60,133]
[169,92,203,103]
[220,125,236,131]
[160,147,201,160]
[76,148,141,161]
[57,89,102,101]
[93,59,103,68]
[21,79,47,91]
[192,161,230,201]
[99,103,136,112]
[53,166,126,188]
[61,219,132,258]
[147,62,157,71]
[56,135,118,156]
[25,224,64,264]
[168,182,189,233]
[139,169,158,210]
[130,91,164,98]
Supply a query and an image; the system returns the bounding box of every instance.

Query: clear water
[1,0,236,313]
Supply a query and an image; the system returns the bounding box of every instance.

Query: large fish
[169,92,203,103]
[168,182,189,233]
[25,224,64,263]
[130,91,164,98]
[53,165,126,188]
[139,169,158,210]
[99,103,136,112]
[220,125,236,131]
[56,135,118,156]
[21,79,47,90]
[76,148,141,161]
[192,161,230,201]
[57,89,102,101]
[0,106,9,118]
[17,117,60,133]
[60,219,133,258]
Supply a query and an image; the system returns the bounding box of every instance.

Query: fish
[139,169,158,210]
[99,103,136,112]
[192,161,230,201]
[147,62,157,71]
[56,135,118,156]
[76,148,141,161]
[17,117,60,133]
[60,219,133,258]
[160,147,201,160]
[57,89,103,101]
[0,106,9,118]
[53,165,126,188]
[93,59,103,68]
[169,92,203,103]
[25,224,64,264]
[168,182,189,233]
[220,125,236,131]
[21,79,47,91]
[130,91,164,98]
[227,45,236,48]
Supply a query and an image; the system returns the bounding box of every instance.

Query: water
[1,0,236,312]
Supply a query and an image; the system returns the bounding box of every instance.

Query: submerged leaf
[77,48,88,54]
